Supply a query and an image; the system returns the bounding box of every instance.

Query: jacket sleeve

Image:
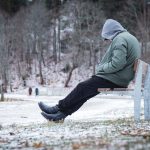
[97,40,127,74]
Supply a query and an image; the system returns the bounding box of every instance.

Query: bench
[97,59,150,122]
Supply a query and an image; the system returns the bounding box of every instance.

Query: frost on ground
[0,95,150,150]
[1,119,150,150]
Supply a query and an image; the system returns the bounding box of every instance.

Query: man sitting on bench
[38,19,141,122]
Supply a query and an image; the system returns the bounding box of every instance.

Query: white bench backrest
[135,59,148,87]
[128,59,148,89]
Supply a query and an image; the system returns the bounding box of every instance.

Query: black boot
[41,111,67,122]
[38,102,59,114]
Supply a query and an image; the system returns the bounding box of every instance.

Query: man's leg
[40,76,123,121]
[58,75,123,115]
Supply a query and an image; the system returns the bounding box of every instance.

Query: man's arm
[97,41,127,74]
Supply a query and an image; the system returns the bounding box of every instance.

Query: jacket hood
[101,19,126,40]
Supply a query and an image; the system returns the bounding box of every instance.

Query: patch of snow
[0,95,142,126]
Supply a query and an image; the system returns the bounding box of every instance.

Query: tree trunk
[41,50,46,67]
[53,26,57,64]
[58,17,61,61]
[17,60,21,78]
[39,54,44,85]
[64,65,77,87]
[0,85,4,101]
[93,49,96,75]
[39,60,44,85]
[3,71,8,93]
[89,43,92,66]
[10,83,13,92]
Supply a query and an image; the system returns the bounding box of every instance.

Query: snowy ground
[1,94,134,126]
[0,94,150,150]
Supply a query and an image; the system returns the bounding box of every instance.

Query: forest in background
[0,0,150,92]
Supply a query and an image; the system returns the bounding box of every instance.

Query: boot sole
[41,112,65,123]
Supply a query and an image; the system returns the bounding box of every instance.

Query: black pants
[58,75,124,115]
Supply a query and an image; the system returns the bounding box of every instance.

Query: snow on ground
[0,94,135,126]
[1,93,149,150]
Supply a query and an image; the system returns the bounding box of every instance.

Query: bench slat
[97,88,133,92]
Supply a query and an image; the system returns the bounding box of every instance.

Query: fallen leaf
[72,143,81,149]
[33,142,43,148]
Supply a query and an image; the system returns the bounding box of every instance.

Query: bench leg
[144,65,150,121]
[134,61,142,122]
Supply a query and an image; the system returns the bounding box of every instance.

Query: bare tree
[0,12,9,100]
[125,0,150,57]
[24,0,50,84]
[63,0,105,72]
